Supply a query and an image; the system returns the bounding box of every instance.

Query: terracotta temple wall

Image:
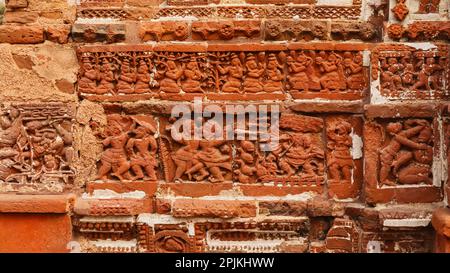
[0,0,449,253]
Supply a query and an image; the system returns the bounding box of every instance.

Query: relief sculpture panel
[77,45,368,102]
[372,44,449,100]
[0,103,75,193]
[93,113,159,182]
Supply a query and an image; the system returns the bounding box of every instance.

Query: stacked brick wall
[0,0,449,253]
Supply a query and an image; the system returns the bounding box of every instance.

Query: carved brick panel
[364,106,444,204]
[371,44,449,100]
[77,44,368,102]
[0,103,75,193]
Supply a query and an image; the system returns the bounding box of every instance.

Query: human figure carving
[412,57,442,91]
[264,54,283,92]
[116,58,136,94]
[78,57,98,94]
[278,133,324,179]
[181,58,204,93]
[380,57,405,91]
[234,140,257,183]
[97,58,116,95]
[158,58,183,93]
[327,120,353,182]
[134,60,151,94]
[217,53,243,93]
[126,123,158,180]
[316,52,346,92]
[243,54,264,93]
[379,120,430,186]
[343,52,365,90]
[287,51,320,92]
[393,120,433,185]
[96,122,131,181]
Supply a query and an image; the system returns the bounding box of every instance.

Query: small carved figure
[316,52,346,91]
[79,57,98,94]
[116,58,136,94]
[327,120,353,182]
[181,58,204,93]
[243,54,264,93]
[158,58,183,93]
[384,120,433,185]
[217,53,243,93]
[186,140,231,182]
[287,51,320,92]
[264,54,283,92]
[278,133,324,179]
[126,121,158,180]
[401,63,416,85]
[412,57,442,91]
[96,121,131,181]
[134,60,152,93]
[343,52,365,90]
[380,57,405,91]
[97,58,116,95]
[234,140,257,183]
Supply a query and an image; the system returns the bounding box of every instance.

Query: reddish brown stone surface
[0,0,449,254]
[0,214,72,253]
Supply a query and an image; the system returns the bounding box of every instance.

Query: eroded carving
[372,44,448,100]
[0,103,74,192]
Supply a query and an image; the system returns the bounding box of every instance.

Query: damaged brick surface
[0,0,449,253]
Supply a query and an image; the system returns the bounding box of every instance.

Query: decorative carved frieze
[77,44,368,101]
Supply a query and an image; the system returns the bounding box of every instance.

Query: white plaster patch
[80,216,135,223]
[367,241,382,253]
[82,189,146,199]
[370,77,389,104]
[363,50,371,67]
[351,131,363,160]
[137,213,310,226]
[76,18,121,24]
[404,42,438,51]
[92,239,137,248]
[383,218,431,227]
[317,0,353,5]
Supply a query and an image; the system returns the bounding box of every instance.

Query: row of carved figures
[78,50,366,95]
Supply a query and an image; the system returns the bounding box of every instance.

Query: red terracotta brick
[432,208,450,238]
[0,214,72,253]
[5,0,28,9]
[365,103,439,119]
[289,101,364,114]
[172,199,257,218]
[74,197,152,216]
[86,181,158,196]
[4,11,38,24]
[307,197,345,217]
[0,25,44,44]
[46,24,71,44]
[159,182,233,197]
[239,184,323,196]
[258,200,307,216]
[0,194,73,213]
